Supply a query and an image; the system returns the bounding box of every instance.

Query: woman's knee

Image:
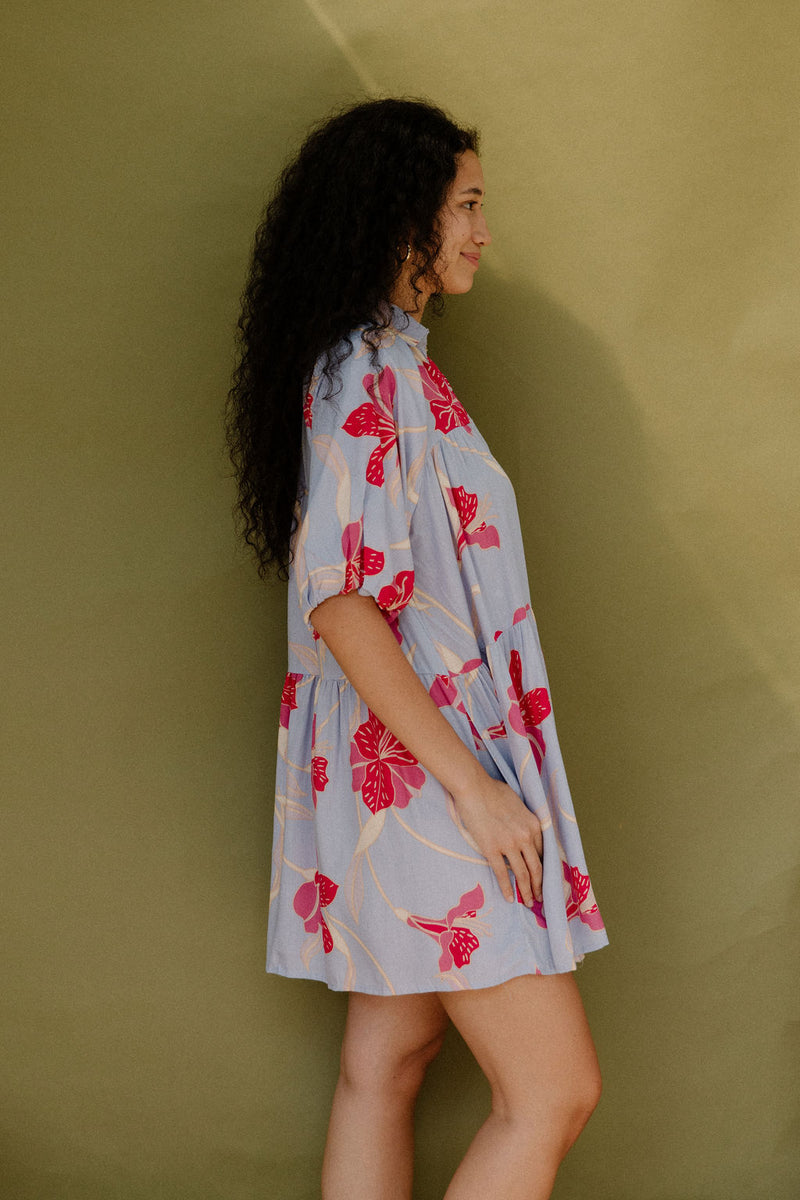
[338,995,448,1099]
[553,1068,602,1155]
[562,1059,602,1141]
[491,1057,602,1147]
[341,1023,447,1098]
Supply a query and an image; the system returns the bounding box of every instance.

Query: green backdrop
[3,2,798,1197]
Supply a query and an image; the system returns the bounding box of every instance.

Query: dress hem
[265,936,608,997]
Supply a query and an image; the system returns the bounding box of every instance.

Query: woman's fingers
[505,848,540,908]
[503,806,543,906]
[521,844,543,903]
[489,853,515,903]
[505,813,544,905]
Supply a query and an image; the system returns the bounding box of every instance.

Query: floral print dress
[267,306,608,994]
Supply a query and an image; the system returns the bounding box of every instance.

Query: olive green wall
[2,2,797,1197]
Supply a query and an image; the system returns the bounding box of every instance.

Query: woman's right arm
[310,589,544,906]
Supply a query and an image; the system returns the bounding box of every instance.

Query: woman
[227,97,607,1200]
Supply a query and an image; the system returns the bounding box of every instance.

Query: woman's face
[392,150,491,315]
[434,150,491,296]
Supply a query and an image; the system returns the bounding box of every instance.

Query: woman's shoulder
[322,307,426,371]
[309,308,432,428]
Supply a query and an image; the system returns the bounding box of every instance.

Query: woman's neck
[389,270,431,319]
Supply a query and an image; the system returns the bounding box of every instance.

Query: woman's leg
[321,990,450,1200]
[441,972,601,1200]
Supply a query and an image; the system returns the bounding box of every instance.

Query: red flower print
[448,485,500,560]
[516,863,604,932]
[485,721,508,740]
[279,672,303,729]
[418,359,471,433]
[506,650,551,771]
[303,391,313,429]
[293,871,338,953]
[310,713,329,808]
[515,880,548,929]
[350,710,426,814]
[377,569,415,643]
[341,519,385,594]
[377,569,414,613]
[563,861,605,931]
[312,756,329,807]
[407,884,485,972]
[342,366,399,486]
[428,672,459,709]
[429,661,487,752]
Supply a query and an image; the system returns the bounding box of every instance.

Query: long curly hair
[225,97,479,579]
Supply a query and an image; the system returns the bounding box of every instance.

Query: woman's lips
[461,252,481,266]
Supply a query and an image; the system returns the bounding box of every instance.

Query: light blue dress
[266,305,608,994]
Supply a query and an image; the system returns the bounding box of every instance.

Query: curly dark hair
[225,96,479,579]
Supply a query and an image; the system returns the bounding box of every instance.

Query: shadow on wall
[407,270,799,1199]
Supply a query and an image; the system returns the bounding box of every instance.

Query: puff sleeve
[292,340,431,627]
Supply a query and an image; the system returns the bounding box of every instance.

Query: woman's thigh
[439,972,601,1120]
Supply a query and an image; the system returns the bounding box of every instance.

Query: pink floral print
[407,884,485,972]
[506,649,551,771]
[310,714,329,809]
[515,879,548,929]
[294,871,338,953]
[342,365,399,486]
[311,755,329,807]
[419,358,471,433]
[279,672,303,730]
[376,569,415,614]
[429,661,486,751]
[350,710,426,814]
[564,862,605,930]
[341,518,385,594]
[448,485,501,559]
[377,569,415,642]
[516,863,605,933]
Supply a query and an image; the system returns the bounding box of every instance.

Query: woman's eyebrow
[458,186,485,196]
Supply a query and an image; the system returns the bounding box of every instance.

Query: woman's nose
[475,212,492,246]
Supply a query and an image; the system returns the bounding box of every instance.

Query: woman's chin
[443,275,477,297]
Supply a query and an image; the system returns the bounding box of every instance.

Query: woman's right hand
[451,777,543,907]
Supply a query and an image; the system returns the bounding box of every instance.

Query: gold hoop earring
[401,242,411,263]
